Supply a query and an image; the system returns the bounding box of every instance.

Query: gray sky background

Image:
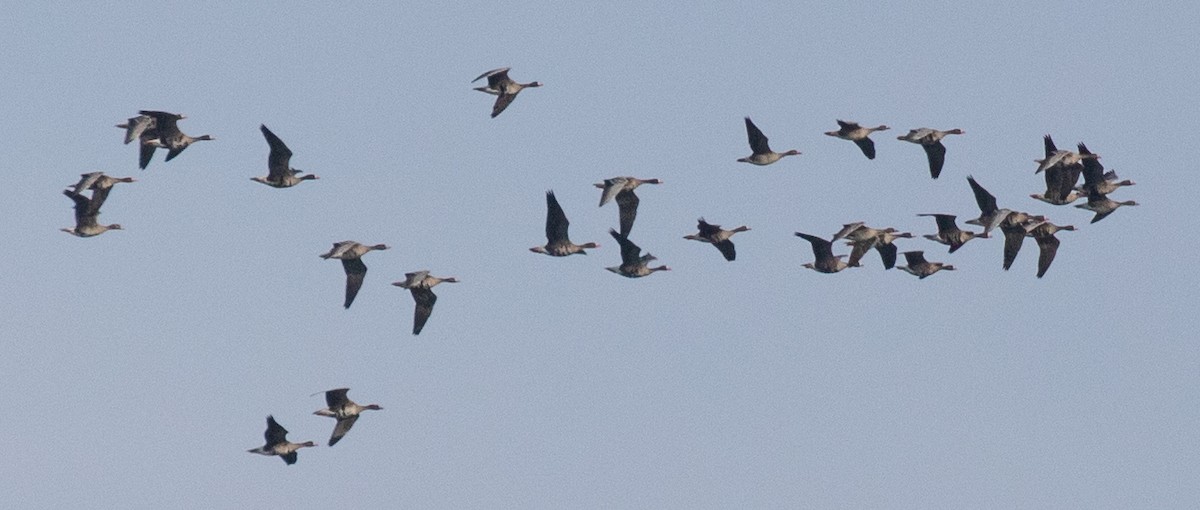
[1,2,1196,508]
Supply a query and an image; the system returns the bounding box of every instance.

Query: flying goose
[392,271,459,335]
[61,189,122,237]
[794,232,850,273]
[67,172,135,195]
[919,213,987,253]
[833,222,912,269]
[896,128,964,178]
[594,177,663,237]
[320,241,390,309]
[116,114,156,145]
[983,209,1045,271]
[965,176,1000,227]
[825,120,889,160]
[116,114,163,169]
[253,125,319,188]
[1024,220,1075,278]
[737,117,801,165]
[472,67,542,118]
[313,388,382,447]
[1035,134,1098,174]
[1075,192,1138,224]
[137,110,213,167]
[683,217,749,261]
[1076,143,1134,197]
[531,191,599,256]
[607,229,669,278]
[247,415,316,465]
[896,251,955,279]
[1030,160,1084,205]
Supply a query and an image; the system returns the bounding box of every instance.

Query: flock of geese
[58,66,1138,464]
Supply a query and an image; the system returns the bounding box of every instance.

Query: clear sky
[2,2,1197,508]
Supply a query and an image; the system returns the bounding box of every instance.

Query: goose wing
[341,258,367,309]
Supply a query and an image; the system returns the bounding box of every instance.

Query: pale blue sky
[1,2,1197,508]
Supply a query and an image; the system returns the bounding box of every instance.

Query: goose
[1075,192,1138,224]
[115,114,156,145]
[919,213,987,253]
[313,388,382,446]
[825,120,889,160]
[983,209,1045,270]
[737,117,801,165]
[1035,134,1098,173]
[1024,220,1075,278]
[392,271,459,335]
[117,114,164,169]
[319,241,390,309]
[253,125,318,188]
[247,415,316,465]
[896,251,955,279]
[138,110,214,167]
[1076,143,1134,196]
[67,172,135,195]
[61,190,122,237]
[683,217,749,261]
[607,229,670,278]
[472,67,542,118]
[531,191,599,256]
[1030,158,1084,205]
[897,128,964,178]
[594,177,663,237]
[794,232,850,273]
[965,175,1000,227]
[833,223,912,269]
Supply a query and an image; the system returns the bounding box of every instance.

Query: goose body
[919,213,987,253]
[1030,160,1084,205]
[313,388,382,446]
[1075,192,1138,224]
[897,128,963,178]
[825,120,889,160]
[392,271,459,335]
[1035,134,1098,174]
[1076,143,1134,197]
[594,177,663,237]
[247,415,316,465]
[834,222,911,269]
[607,229,669,278]
[137,110,213,167]
[67,172,135,195]
[795,232,850,273]
[61,189,122,237]
[684,217,749,261]
[253,125,318,188]
[897,251,955,279]
[983,209,1045,271]
[1024,220,1075,278]
[737,117,801,165]
[320,241,390,308]
[472,67,542,118]
[531,191,600,256]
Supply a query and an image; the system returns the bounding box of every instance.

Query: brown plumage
[594,177,663,237]
[606,229,669,278]
[683,217,749,261]
[313,388,382,447]
[825,120,890,160]
[737,117,801,165]
[472,67,543,118]
[531,191,599,256]
[392,271,459,335]
[253,125,318,188]
[319,241,391,308]
[247,415,316,465]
